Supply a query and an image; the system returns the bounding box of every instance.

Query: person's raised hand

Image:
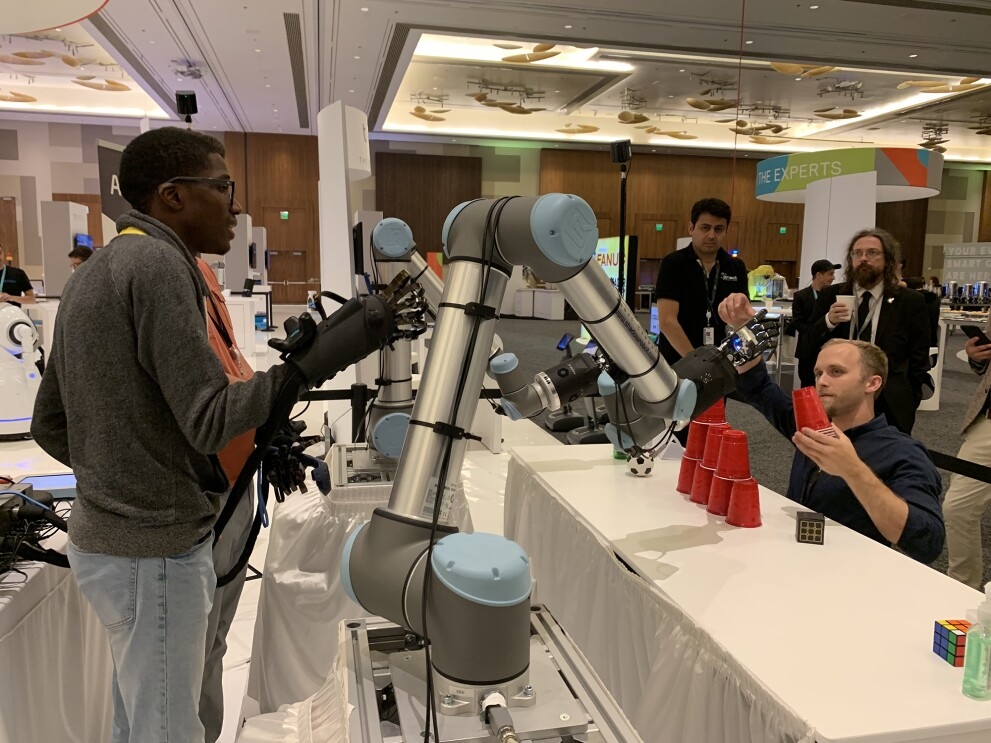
[792,425,860,477]
[826,301,852,326]
[718,292,755,330]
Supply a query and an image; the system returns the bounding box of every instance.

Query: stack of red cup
[792,387,837,437]
[708,430,751,516]
[690,424,729,505]
[677,399,727,495]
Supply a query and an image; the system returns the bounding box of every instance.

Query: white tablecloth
[504,444,991,743]
[0,533,113,743]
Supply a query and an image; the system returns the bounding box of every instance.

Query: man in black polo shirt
[654,197,748,368]
[0,253,36,307]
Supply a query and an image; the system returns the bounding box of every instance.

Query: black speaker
[176,91,197,115]
[610,139,632,164]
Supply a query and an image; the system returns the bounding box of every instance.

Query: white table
[514,288,534,318]
[0,443,113,742]
[533,288,565,320]
[504,444,990,743]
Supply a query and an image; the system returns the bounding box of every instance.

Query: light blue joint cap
[530,194,598,267]
[673,379,698,423]
[340,521,369,603]
[371,218,415,258]
[604,422,635,451]
[489,352,519,375]
[501,399,524,421]
[371,412,409,459]
[597,371,618,397]
[441,200,479,258]
[431,533,531,608]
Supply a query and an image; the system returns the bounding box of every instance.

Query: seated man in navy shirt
[718,293,944,563]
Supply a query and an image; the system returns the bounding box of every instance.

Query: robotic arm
[491,311,776,457]
[0,302,41,440]
[340,194,773,730]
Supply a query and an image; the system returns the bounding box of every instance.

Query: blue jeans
[68,536,216,743]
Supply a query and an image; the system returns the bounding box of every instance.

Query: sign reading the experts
[755,147,942,203]
[756,149,875,197]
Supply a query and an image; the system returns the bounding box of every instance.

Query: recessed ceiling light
[652,149,656,152]
[451,139,457,142]
[55,27,62,32]
[554,90,560,93]
[149,40,156,45]
[354,55,360,59]
[360,6,369,11]
[679,69,686,73]
[265,84,271,88]
[349,89,355,93]
[745,40,754,45]
[254,49,261,53]
[810,4,820,8]
[273,109,278,112]
[909,53,918,58]
[433,87,438,90]
[668,94,674,98]
[564,24,572,29]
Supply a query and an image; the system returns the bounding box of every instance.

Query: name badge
[703,327,715,345]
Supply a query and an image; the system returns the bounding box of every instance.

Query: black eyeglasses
[164,177,236,207]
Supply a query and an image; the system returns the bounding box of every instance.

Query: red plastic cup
[690,464,715,504]
[694,397,726,424]
[716,430,751,480]
[707,475,735,516]
[684,421,710,460]
[701,425,730,470]
[677,457,699,495]
[727,478,762,527]
[792,387,836,437]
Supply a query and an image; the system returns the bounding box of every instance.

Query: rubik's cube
[933,619,971,667]
[795,511,825,544]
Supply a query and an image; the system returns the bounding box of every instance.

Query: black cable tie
[408,418,482,442]
[436,301,498,320]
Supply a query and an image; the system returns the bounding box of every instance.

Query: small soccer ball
[627,454,653,477]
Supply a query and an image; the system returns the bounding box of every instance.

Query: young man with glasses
[31,127,300,743]
[797,228,931,434]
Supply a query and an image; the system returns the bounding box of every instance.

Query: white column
[800,171,877,284]
[316,101,371,443]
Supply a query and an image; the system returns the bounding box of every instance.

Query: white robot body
[0,302,41,440]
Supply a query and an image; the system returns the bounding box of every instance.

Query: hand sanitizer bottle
[963,581,991,700]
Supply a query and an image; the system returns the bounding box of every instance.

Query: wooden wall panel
[876,198,928,279]
[979,171,991,243]
[52,193,103,246]
[224,132,319,304]
[0,196,19,261]
[540,150,808,287]
[375,152,482,253]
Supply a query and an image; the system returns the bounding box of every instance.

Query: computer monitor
[649,306,659,336]
[241,278,255,297]
[73,233,93,250]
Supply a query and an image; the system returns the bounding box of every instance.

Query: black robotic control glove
[276,295,397,388]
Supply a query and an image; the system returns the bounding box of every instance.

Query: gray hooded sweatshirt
[31,210,297,558]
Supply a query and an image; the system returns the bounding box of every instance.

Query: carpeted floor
[494,315,991,586]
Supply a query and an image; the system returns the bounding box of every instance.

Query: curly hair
[842,228,901,288]
[119,127,226,212]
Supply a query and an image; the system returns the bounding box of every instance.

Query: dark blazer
[789,286,817,336]
[798,281,931,434]
[789,285,819,386]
